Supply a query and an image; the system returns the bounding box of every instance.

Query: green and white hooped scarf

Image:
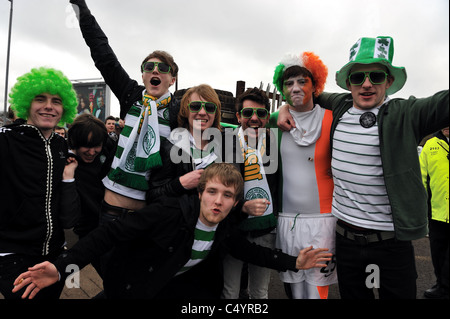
[237,127,276,231]
[108,91,171,191]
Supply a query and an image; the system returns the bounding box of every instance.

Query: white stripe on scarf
[238,127,273,218]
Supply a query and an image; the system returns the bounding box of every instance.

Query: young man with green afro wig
[9,67,78,125]
[0,66,80,299]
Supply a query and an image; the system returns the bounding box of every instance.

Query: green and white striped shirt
[176,219,217,276]
[331,105,394,231]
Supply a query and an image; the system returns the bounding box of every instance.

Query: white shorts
[276,213,337,286]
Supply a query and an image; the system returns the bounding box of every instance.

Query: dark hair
[141,50,179,78]
[105,115,116,123]
[235,87,270,112]
[68,113,108,149]
[281,65,315,89]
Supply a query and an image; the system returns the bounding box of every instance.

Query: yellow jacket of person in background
[420,131,449,223]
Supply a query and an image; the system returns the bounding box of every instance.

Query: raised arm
[70,0,143,118]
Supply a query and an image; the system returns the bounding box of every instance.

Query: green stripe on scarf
[191,249,211,260]
[107,167,149,191]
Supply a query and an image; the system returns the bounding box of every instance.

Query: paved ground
[1,232,436,300]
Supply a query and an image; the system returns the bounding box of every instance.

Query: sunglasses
[348,71,388,86]
[188,101,217,114]
[240,107,269,119]
[141,61,171,74]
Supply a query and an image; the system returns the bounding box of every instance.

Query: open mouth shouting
[150,77,161,86]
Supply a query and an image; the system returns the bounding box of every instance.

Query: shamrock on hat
[335,36,407,95]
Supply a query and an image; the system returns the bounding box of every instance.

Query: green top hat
[335,36,407,95]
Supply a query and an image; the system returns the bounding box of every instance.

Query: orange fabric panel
[314,109,333,214]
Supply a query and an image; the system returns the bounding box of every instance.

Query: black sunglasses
[348,70,388,86]
[188,101,217,114]
[141,61,171,74]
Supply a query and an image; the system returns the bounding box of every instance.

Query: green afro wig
[9,67,78,125]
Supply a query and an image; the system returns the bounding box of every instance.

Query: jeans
[221,232,275,299]
[336,230,417,299]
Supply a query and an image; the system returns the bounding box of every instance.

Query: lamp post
[3,0,13,125]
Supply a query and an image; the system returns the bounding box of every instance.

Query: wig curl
[273,52,328,98]
[9,67,78,124]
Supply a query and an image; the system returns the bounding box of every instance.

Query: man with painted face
[69,0,180,223]
[276,36,449,299]
[270,52,336,299]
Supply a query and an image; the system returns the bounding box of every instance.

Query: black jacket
[75,0,180,126]
[69,137,117,237]
[0,124,72,256]
[54,194,297,299]
[146,138,195,201]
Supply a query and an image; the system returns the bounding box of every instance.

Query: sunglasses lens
[256,109,268,118]
[143,62,155,72]
[241,108,254,118]
[158,62,171,73]
[349,71,387,85]
[369,71,387,84]
[142,62,171,73]
[189,102,202,112]
[241,108,268,119]
[204,102,216,113]
[349,72,366,85]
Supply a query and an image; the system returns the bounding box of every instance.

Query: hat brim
[335,58,407,95]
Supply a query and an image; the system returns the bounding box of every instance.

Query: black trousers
[336,227,417,299]
[428,219,449,292]
[0,252,65,299]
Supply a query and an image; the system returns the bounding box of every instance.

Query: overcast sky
[1,0,448,117]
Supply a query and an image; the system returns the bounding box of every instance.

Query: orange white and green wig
[9,67,78,125]
[273,52,328,99]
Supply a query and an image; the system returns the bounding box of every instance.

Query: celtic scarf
[237,127,276,231]
[108,91,171,191]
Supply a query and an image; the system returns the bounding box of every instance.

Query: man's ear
[236,112,241,124]
[169,76,176,87]
[385,75,394,90]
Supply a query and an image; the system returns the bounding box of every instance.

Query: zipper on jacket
[42,136,54,256]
